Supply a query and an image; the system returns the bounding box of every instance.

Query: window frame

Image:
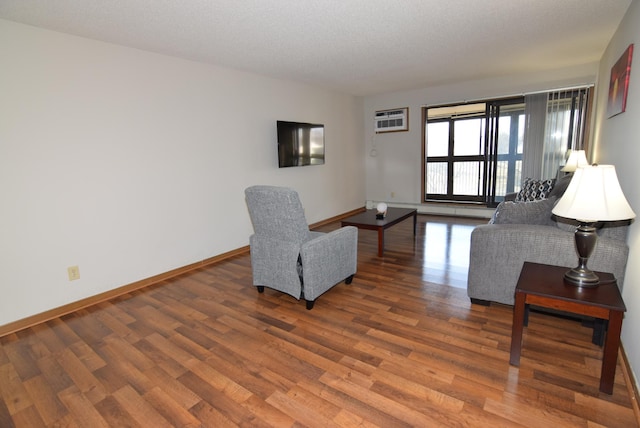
[423,96,525,205]
[424,114,487,203]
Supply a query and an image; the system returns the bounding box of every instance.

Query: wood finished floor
[0,215,638,427]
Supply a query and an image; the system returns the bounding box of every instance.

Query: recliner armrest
[300,226,358,300]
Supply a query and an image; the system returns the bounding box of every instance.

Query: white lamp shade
[561,150,589,172]
[376,202,388,213]
[552,165,636,222]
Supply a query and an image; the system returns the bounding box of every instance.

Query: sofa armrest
[467,224,629,305]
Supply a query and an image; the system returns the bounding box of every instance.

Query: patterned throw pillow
[514,178,555,202]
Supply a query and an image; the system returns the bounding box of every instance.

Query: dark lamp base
[564,221,600,288]
[376,213,385,219]
[564,268,600,288]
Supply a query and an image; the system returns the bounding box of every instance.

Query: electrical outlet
[67,266,80,281]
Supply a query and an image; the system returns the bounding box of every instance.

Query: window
[487,101,526,205]
[423,88,591,207]
[425,107,486,202]
[425,99,524,204]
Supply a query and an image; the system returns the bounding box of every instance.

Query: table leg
[510,292,526,366]
[377,227,384,257]
[412,211,417,236]
[592,318,606,347]
[600,310,623,394]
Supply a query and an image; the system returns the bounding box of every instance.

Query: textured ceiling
[0,0,632,96]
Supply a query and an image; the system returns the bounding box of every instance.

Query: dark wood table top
[516,262,626,312]
[341,207,416,229]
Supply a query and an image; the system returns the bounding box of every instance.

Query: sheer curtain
[542,90,572,179]
[522,88,591,181]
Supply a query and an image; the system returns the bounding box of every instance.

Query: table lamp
[551,164,635,287]
[561,150,589,172]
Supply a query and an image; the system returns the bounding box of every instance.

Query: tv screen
[277,121,325,168]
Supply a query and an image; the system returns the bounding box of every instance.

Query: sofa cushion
[515,178,555,202]
[490,197,557,226]
[548,173,573,199]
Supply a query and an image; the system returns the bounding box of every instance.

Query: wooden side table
[509,262,626,394]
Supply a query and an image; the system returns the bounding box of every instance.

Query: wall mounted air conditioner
[374,107,408,133]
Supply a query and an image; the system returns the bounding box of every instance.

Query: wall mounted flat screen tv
[277,121,325,168]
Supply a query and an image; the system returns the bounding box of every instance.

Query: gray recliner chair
[244,185,358,309]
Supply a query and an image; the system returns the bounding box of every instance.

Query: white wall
[363,64,600,217]
[0,19,365,327]
[592,0,640,392]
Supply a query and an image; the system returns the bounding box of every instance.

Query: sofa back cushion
[548,173,573,199]
[490,197,558,226]
[490,173,630,243]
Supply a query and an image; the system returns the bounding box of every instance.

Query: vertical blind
[522,93,547,181]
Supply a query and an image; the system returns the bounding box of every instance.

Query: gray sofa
[467,177,630,306]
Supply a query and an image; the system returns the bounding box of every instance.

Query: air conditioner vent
[374,108,408,133]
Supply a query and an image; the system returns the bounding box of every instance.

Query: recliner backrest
[245,185,311,243]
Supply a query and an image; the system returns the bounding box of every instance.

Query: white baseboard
[366,200,494,219]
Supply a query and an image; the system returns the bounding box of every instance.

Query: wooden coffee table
[509,262,626,394]
[341,207,417,257]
